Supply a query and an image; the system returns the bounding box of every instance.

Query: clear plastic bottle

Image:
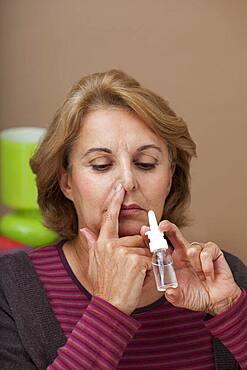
[146,210,178,291]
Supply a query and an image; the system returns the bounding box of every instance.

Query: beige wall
[1,0,247,263]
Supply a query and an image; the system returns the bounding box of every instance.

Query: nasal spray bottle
[145,210,178,291]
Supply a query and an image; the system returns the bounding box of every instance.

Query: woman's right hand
[80,183,152,315]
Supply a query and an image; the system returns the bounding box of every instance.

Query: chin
[118,220,143,237]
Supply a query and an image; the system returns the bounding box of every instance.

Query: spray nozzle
[145,210,168,253]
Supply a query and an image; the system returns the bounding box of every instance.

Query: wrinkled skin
[61,108,241,316]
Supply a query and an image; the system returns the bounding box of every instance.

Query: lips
[121,203,143,210]
[119,203,144,217]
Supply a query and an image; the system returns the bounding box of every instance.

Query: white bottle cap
[145,210,168,252]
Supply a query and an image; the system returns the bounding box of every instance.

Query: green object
[0,210,58,247]
[0,127,58,247]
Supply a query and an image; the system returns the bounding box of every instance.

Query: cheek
[151,183,169,208]
[74,176,110,225]
[77,181,103,210]
[145,171,171,197]
[144,172,172,213]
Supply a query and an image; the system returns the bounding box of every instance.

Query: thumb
[140,225,150,249]
[165,287,181,305]
[80,227,97,248]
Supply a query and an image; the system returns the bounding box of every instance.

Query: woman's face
[61,108,174,238]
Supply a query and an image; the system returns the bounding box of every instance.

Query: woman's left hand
[141,220,241,316]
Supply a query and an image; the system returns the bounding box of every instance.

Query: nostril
[122,179,137,191]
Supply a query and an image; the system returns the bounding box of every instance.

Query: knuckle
[143,249,151,257]
[204,267,212,275]
[187,246,199,258]
[129,254,140,265]
[118,246,127,257]
[205,241,216,247]
[201,249,211,259]
[144,258,153,271]
[134,235,143,244]
[105,240,115,251]
[103,211,115,223]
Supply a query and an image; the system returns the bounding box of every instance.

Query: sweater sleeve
[47,296,140,369]
[0,288,37,370]
[204,289,247,369]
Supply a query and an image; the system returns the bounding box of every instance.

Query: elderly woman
[0,70,246,369]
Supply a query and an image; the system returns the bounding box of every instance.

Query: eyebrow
[137,144,162,153]
[82,144,162,158]
[82,147,112,158]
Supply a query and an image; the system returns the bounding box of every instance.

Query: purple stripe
[30,243,228,369]
[82,313,127,347]
[86,309,138,342]
[125,335,212,352]
[71,330,117,366]
[77,324,121,356]
[77,320,123,353]
[91,297,140,331]
[69,334,115,369]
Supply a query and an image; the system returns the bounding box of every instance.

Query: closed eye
[134,162,156,170]
[91,162,157,172]
[91,164,113,171]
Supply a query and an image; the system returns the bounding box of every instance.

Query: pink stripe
[31,243,247,369]
[77,321,122,353]
[59,348,90,368]
[86,310,137,342]
[68,336,114,369]
[79,314,126,347]
[93,296,140,328]
[71,329,118,364]
[221,329,247,348]
[125,335,212,352]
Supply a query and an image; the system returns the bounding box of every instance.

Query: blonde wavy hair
[30,69,197,239]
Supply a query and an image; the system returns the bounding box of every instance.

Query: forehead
[78,108,165,149]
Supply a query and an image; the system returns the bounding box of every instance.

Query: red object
[0,235,24,249]
[0,235,31,254]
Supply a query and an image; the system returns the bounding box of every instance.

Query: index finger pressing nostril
[99,183,125,240]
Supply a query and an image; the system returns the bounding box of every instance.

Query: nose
[120,164,138,192]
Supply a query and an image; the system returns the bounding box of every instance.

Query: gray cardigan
[0,250,246,369]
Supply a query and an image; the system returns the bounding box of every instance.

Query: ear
[59,168,74,201]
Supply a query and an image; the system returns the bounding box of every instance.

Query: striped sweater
[28,241,247,369]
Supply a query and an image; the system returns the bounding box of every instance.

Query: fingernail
[115,183,122,192]
[80,228,94,243]
[162,220,169,228]
[80,228,88,239]
[165,289,176,301]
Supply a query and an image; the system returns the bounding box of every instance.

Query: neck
[63,236,164,309]
[63,236,90,286]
